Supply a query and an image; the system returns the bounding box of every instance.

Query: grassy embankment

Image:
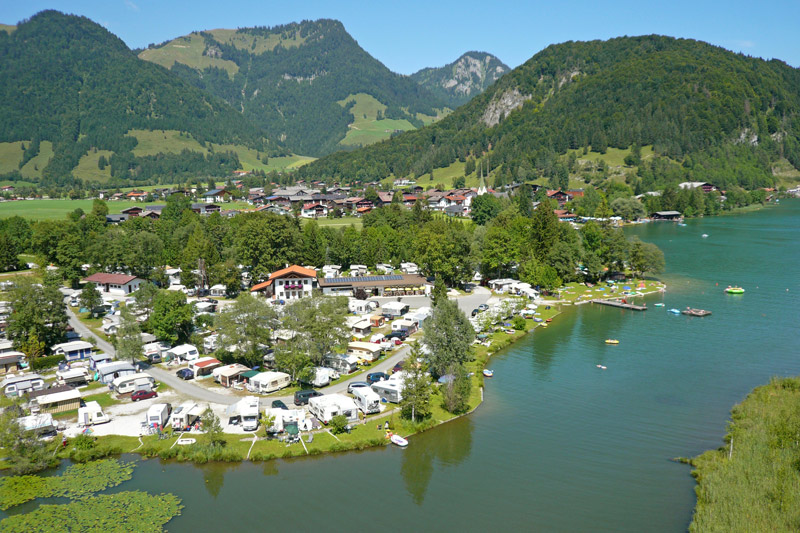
[688,377,800,532]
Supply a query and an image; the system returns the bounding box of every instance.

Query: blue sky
[2,0,799,73]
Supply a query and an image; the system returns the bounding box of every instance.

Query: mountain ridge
[411,51,509,108]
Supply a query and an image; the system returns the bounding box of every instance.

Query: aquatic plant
[0,491,182,532]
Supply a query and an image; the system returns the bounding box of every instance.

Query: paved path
[65,302,236,405]
[63,287,493,408]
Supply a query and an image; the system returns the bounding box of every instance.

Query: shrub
[329,415,348,434]
[512,316,526,331]
[30,354,65,371]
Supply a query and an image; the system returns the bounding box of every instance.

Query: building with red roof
[250,265,317,301]
[82,273,144,296]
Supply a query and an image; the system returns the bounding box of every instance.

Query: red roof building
[251,265,317,301]
[82,273,144,295]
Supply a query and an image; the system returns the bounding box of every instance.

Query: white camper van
[78,401,109,426]
[240,397,260,431]
[146,403,171,427]
[352,387,381,414]
[371,380,403,403]
[167,344,199,362]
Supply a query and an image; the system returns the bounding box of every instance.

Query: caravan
[146,403,171,428]
[371,380,404,403]
[112,373,155,394]
[56,367,90,387]
[352,387,381,414]
[248,372,291,394]
[167,344,199,362]
[308,394,359,424]
[171,402,204,430]
[78,401,109,426]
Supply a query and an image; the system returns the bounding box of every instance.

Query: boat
[668,308,681,314]
[605,339,619,344]
[176,438,196,446]
[483,369,494,378]
[596,364,607,370]
[390,434,408,447]
[701,234,709,238]
[545,318,553,323]
[678,223,687,227]
[682,307,712,317]
[654,303,665,307]
[725,286,745,294]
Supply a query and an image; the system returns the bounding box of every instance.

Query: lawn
[138,33,239,77]
[0,141,24,174]
[337,93,417,147]
[302,216,362,229]
[74,149,114,183]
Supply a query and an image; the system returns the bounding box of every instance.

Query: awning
[241,370,259,380]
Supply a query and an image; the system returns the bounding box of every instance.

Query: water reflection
[199,462,240,499]
[401,416,474,505]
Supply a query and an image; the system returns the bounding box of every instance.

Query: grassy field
[689,376,800,532]
[138,33,240,77]
[0,141,24,174]
[19,141,53,180]
[302,216,363,229]
[74,149,114,183]
[337,93,417,147]
[0,198,252,220]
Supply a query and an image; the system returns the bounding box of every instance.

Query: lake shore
[62,278,666,465]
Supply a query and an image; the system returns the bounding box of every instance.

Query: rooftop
[83,273,140,285]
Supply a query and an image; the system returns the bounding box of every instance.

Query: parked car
[271,400,288,410]
[176,368,194,380]
[391,361,405,374]
[478,304,489,311]
[367,372,389,385]
[294,389,323,406]
[471,308,480,317]
[131,390,158,402]
[386,331,408,341]
[347,381,369,394]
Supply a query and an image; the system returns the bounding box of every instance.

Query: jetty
[591,299,648,311]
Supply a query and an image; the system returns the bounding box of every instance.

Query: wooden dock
[591,299,648,311]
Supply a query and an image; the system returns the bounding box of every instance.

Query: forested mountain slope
[0,11,279,187]
[139,20,446,156]
[298,35,800,190]
[411,51,509,108]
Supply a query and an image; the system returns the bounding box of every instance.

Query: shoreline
[61,279,666,466]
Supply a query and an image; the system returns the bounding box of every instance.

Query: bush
[512,316,526,331]
[329,415,348,435]
[30,354,65,371]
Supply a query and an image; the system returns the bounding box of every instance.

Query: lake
[4,201,799,531]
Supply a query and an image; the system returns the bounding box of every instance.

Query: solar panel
[325,275,404,284]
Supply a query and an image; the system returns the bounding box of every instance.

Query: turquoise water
[3,201,798,531]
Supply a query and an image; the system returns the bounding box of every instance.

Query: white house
[82,273,144,296]
[300,202,329,218]
[400,262,419,275]
[250,265,317,301]
[51,340,94,362]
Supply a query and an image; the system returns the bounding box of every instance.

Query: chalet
[203,189,232,203]
[82,273,144,295]
[553,210,577,222]
[191,203,220,215]
[356,206,372,216]
[403,194,420,207]
[445,204,467,217]
[121,206,144,217]
[547,190,573,206]
[377,191,394,205]
[678,182,717,193]
[250,265,317,301]
[300,203,328,218]
[126,191,148,201]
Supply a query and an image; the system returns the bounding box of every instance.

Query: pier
[591,299,648,311]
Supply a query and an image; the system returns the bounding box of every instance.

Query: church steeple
[477,164,487,196]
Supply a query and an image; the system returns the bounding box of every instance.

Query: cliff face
[411,51,509,108]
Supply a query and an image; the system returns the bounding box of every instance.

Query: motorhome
[56,367,91,387]
[348,299,376,314]
[262,408,305,433]
[308,394,359,424]
[371,380,403,403]
[352,387,381,414]
[146,403,171,427]
[78,401,110,426]
[143,341,170,363]
[248,371,291,394]
[241,397,261,431]
[112,373,155,394]
[303,367,339,388]
[1,373,45,397]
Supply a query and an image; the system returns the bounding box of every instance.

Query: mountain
[411,51,509,108]
[0,10,282,187]
[297,35,800,191]
[139,20,447,157]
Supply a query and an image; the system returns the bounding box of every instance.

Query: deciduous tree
[423,298,474,378]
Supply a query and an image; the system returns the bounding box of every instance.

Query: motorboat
[605,339,619,345]
[701,234,709,238]
[654,303,665,307]
[176,438,196,446]
[390,434,408,447]
[483,369,494,378]
[682,307,712,317]
[668,308,681,314]
[725,286,745,294]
